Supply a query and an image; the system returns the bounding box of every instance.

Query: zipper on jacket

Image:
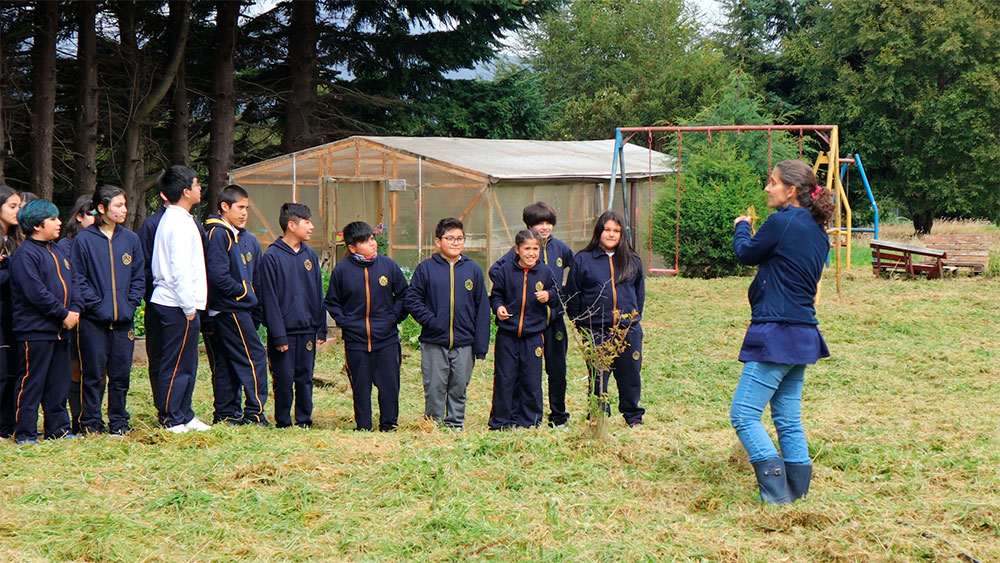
[449,261,455,348]
[364,268,372,352]
[108,236,118,327]
[47,243,68,340]
[542,240,551,324]
[608,255,618,316]
[517,268,528,338]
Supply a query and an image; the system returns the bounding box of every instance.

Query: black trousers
[205,326,241,423]
[155,304,200,428]
[588,323,644,424]
[268,333,316,428]
[0,342,16,437]
[345,344,400,431]
[144,301,163,420]
[543,316,570,425]
[14,339,72,441]
[489,330,544,430]
[214,311,268,425]
[78,318,134,433]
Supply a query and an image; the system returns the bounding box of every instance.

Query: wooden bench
[921,234,991,275]
[870,239,947,279]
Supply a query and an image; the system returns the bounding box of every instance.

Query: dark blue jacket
[324,254,408,352]
[565,248,645,328]
[205,215,259,312]
[259,237,326,347]
[405,253,490,357]
[70,224,145,327]
[0,238,15,348]
[488,258,556,337]
[10,237,83,341]
[497,235,573,317]
[239,225,264,325]
[734,205,828,325]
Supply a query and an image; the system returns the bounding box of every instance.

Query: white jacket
[151,205,207,315]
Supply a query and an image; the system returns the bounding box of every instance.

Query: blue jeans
[730,361,809,464]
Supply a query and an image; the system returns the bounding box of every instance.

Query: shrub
[652,141,768,278]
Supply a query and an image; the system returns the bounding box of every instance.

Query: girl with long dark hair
[565,211,646,427]
[730,160,835,504]
[71,185,145,435]
[0,185,23,437]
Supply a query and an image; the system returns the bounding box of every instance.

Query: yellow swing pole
[828,127,843,296]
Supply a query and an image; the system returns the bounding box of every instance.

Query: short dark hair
[91,185,126,226]
[217,184,250,212]
[522,202,557,228]
[157,165,198,203]
[19,191,40,205]
[342,221,373,247]
[434,217,464,239]
[514,229,543,248]
[17,199,59,235]
[279,202,312,233]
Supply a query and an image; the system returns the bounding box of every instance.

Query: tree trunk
[206,0,239,212]
[169,0,190,166]
[281,0,317,154]
[912,211,934,234]
[120,0,190,230]
[73,0,99,198]
[30,0,58,199]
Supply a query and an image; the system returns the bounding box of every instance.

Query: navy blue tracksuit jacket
[10,238,82,341]
[489,259,557,337]
[405,253,490,358]
[71,224,145,327]
[206,216,259,313]
[565,248,645,328]
[324,255,408,352]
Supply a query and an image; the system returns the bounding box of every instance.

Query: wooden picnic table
[870,239,947,279]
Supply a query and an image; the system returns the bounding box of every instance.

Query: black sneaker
[109,427,130,437]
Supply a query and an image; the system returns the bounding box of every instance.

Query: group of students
[0,167,326,441]
[0,167,647,441]
[326,202,646,432]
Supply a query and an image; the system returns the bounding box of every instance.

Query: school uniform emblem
[556,331,563,341]
[556,257,563,267]
[122,253,132,266]
[535,346,543,357]
[63,258,71,270]
[306,340,314,351]
[632,350,640,361]
[127,329,135,341]
[379,275,388,287]
[534,281,544,291]
[245,252,253,262]
[304,259,313,271]
[464,279,473,291]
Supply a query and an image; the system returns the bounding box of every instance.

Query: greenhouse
[228,136,673,270]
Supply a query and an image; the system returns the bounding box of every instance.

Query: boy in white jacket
[150,166,210,434]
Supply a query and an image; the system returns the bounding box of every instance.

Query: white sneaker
[166,424,189,434]
[185,417,212,432]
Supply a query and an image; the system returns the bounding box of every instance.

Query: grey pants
[420,343,474,428]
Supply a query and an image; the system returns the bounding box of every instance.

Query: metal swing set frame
[609,124,854,294]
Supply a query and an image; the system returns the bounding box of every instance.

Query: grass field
[4,260,1000,561]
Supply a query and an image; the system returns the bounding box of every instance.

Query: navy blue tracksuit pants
[14,340,72,441]
[78,318,134,433]
[206,325,242,424]
[155,304,199,428]
[544,316,570,426]
[345,344,400,431]
[0,345,15,437]
[144,301,162,419]
[589,323,645,424]
[214,311,268,425]
[489,330,544,430]
[268,333,316,428]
